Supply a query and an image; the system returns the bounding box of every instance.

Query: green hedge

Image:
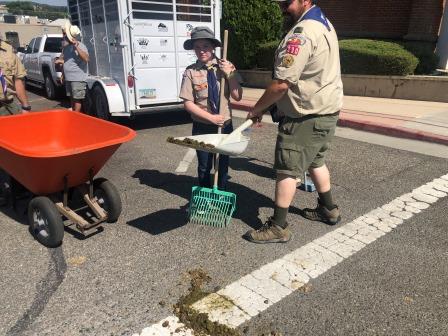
[254,39,419,76]
[399,41,439,75]
[222,0,283,69]
[340,39,418,75]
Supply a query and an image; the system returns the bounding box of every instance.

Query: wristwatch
[21,105,32,111]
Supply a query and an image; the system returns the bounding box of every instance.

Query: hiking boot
[244,218,291,244]
[300,201,341,225]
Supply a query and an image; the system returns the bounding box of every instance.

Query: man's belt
[284,111,340,123]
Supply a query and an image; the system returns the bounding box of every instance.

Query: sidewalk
[231,87,448,146]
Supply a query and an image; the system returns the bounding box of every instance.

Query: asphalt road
[0,89,447,336]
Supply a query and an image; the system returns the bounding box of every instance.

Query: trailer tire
[44,72,57,100]
[92,85,110,120]
[93,178,122,223]
[28,196,64,248]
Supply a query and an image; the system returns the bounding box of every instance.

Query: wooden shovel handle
[214,29,229,189]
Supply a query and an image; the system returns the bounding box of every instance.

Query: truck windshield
[44,37,63,53]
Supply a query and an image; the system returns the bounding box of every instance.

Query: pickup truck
[22,34,64,99]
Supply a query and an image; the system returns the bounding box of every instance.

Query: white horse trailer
[67,0,221,119]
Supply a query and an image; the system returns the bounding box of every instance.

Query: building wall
[0,23,61,48]
[319,0,446,41]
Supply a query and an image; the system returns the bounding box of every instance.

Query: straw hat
[64,20,81,43]
[183,26,221,50]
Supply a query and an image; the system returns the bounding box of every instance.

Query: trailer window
[68,0,80,26]
[44,37,63,53]
[176,0,212,22]
[132,0,174,20]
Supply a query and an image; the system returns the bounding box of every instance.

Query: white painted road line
[133,173,448,335]
[175,148,196,173]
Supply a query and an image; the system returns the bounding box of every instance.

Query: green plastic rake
[189,185,236,227]
[188,30,236,227]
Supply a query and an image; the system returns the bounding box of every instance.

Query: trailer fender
[86,78,125,114]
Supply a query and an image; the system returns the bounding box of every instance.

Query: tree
[222,0,283,69]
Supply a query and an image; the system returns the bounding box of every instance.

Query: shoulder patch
[282,55,294,68]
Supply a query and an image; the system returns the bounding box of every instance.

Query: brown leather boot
[244,217,292,244]
[301,201,341,225]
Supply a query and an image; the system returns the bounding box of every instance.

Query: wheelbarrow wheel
[28,197,64,248]
[93,178,122,223]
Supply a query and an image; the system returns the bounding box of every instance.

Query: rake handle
[213,29,229,189]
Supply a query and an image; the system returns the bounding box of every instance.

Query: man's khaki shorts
[65,81,87,100]
[274,113,339,178]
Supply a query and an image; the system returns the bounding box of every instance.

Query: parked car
[22,34,64,99]
[15,46,26,61]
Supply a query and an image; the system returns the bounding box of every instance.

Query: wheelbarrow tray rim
[0,110,136,158]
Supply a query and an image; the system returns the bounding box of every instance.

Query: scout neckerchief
[206,63,219,115]
[300,5,331,31]
[0,68,7,96]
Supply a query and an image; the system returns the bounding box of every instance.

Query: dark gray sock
[318,190,336,210]
[272,206,289,229]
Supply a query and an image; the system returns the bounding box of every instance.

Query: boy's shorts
[65,81,87,100]
[274,113,339,178]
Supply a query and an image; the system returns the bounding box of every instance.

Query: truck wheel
[92,85,110,120]
[93,178,122,223]
[28,196,64,248]
[44,73,57,100]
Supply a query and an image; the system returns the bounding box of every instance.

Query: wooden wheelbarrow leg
[52,176,107,235]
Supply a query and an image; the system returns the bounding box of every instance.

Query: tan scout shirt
[0,40,27,102]
[274,7,343,117]
[179,57,240,124]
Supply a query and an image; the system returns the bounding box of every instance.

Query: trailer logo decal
[140,54,150,64]
[138,38,149,47]
[158,23,168,32]
[139,88,157,99]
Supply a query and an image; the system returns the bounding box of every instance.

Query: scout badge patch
[282,55,294,68]
[286,34,306,56]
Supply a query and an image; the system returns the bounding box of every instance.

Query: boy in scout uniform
[245,0,343,243]
[179,27,243,190]
[0,39,31,115]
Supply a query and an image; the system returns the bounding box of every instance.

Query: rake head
[189,186,236,227]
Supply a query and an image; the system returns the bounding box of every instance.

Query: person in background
[245,0,343,243]
[55,21,89,112]
[179,27,243,190]
[0,38,31,115]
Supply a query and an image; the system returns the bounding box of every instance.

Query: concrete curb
[231,100,448,146]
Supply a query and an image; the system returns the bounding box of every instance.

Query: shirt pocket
[192,78,208,100]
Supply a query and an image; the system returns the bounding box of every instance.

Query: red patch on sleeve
[286,44,300,55]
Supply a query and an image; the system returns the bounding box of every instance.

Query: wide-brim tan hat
[64,20,81,43]
[183,26,221,50]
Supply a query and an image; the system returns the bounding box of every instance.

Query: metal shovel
[167,118,254,156]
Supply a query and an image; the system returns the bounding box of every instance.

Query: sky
[2,0,67,6]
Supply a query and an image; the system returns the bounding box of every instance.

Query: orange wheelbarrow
[0,110,136,247]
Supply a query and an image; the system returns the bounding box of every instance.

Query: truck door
[28,37,42,80]
[22,38,35,78]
